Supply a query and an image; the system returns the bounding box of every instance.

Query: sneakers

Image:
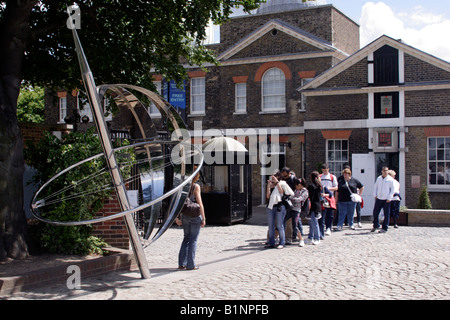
[378,229,387,233]
[371,227,380,232]
[277,244,284,249]
[186,266,199,270]
[358,222,362,228]
[298,240,305,247]
[312,239,320,245]
[325,228,332,236]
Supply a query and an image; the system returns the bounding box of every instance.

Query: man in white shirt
[371,167,395,233]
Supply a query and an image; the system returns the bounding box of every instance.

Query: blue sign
[169,80,186,110]
[166,80,186,122]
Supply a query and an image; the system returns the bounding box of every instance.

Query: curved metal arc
[30,141,203,226]
[97,85,159,141]
[97,84,187,137]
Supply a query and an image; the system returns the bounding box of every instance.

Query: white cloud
[399,6,445,27]
[360,2,450,62]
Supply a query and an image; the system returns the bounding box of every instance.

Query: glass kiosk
[200,137,252,225]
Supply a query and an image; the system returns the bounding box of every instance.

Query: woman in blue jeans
[265,171,294,249]
[175,172,205,270]
[335,168,364,230]
[307,171,323,245]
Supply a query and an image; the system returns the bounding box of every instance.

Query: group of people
[265,164,402,249]
[174,163,402,270]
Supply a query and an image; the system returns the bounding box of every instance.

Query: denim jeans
[319,207,334,237]
[284,210,300,240]
[267,205,286,246]
[390,200,400,224]
[355,202,362,223]
[338,201,356,228]
[308,211,321,241]
[373,198,391,231]
[178,215,203,269]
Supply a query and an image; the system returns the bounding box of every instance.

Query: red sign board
[378,132,392,147]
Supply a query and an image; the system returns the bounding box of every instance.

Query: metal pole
[68,8,151,279]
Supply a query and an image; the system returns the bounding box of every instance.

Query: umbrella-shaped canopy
[202,136,248,153]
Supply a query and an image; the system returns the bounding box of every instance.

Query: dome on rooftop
[256,0,327,14]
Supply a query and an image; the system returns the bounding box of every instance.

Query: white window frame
[59,97,67,123]
[77,90,93,123]
[261,68,285,113]
[326,139,349,176]
[77,93,111,123]
[190,77,205,115]
[149,81,162,118]
[299,78,313,112]
[234,82,247,114]
[78,100,93,123]
[427,136,450,191]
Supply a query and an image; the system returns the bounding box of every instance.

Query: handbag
[324,195,336,210]
[300,198,310,219]
[322,197,330,208]
[350,193,362,203]
[181,184,201,217]
[282,194,293,211]
[346,181,362,203]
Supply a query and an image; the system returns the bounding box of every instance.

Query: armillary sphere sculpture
[30,4,203,279]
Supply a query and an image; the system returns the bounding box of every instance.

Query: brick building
[44,1,360,207]
[180,1,360,205]
[300,35,450,212]
[42,0,450,220]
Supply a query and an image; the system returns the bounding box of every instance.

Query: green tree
[417,185,432,209]
[25,129,107,254]
[0,0,263,261]
[17,84,45,124]
[25,128,135,255]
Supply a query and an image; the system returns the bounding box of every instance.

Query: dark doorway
[375,153,399,181]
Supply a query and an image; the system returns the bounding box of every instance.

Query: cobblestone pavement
[4,207,450,300]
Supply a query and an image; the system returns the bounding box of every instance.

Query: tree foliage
[17,84,45,123]
[25,129,108,254]
[3,0,263,90]
[25,128,136,255]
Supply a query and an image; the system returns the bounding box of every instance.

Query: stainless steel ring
[30,140,203,226]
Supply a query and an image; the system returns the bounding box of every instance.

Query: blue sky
[331,0,450,61]
[331,0,450,25]
[228,1,450,62]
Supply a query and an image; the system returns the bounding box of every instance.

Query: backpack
[300,189,310,219]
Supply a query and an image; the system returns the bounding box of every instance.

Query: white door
[352,153,376,216]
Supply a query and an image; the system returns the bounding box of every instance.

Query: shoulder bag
[180,183,201,217]
[346,181,362,203]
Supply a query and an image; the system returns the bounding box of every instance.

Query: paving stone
[2,206,450,300]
